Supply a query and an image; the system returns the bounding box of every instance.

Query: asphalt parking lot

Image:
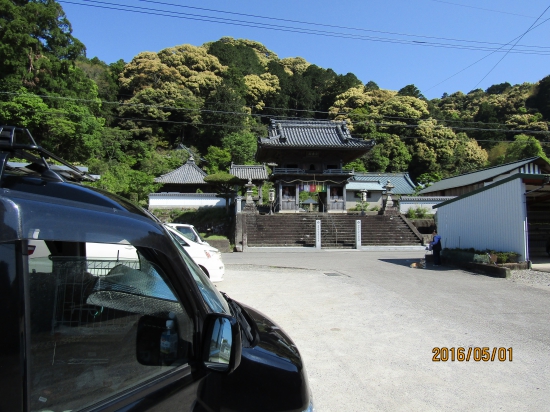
[217,249,550,412]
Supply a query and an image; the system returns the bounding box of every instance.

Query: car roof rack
[0,125,96,183]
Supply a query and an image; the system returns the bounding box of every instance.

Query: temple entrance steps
[360,215,423,246]
[243,214,317,248]
[242,214,423,249]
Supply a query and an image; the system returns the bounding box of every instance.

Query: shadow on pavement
[379,258,456,271]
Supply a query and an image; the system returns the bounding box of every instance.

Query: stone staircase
[360,215,423,246]
[244,214,316,247]
[243,213,422,249]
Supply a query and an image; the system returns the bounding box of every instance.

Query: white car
[165,225,225,282]
[28,234,224,282]
[166,223,209,246]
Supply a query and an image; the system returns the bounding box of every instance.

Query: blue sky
[60,0,550,99]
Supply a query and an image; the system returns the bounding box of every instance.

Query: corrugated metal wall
[437,178,527,260]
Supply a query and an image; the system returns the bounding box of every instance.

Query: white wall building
[435,173,550,262]
[148,193,225,209]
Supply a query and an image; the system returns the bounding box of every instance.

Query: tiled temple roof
[230,164,269,181]
[258,119,373,149]
[154,157,207,184]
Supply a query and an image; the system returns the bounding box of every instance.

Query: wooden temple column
[295,182,300,212]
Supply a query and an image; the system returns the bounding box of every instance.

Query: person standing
[430,229,442,266]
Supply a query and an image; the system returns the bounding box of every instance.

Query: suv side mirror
[202,314,241,374]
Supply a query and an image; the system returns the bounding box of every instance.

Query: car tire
[199,266,210,278]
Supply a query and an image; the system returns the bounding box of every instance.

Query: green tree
[222,131,257,164]
[204,172,241,213]
[503,134,547,163]
[200,82,248,150]
[527,75,550,121]
[0,89,104,162]
[344,158,367,172]
[76,56,122,122]
[416,172,442,185]
[0,0,87,95]
[207,38,265,77]
[398,84,425,100]
[366,134,411,172]
[487,142,508,165]
[364,81,379,91]
[486,82,511,95]
[204,146,231,173]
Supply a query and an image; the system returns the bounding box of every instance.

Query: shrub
[406,206,429,219]
[447,248,521,264]
[494,252,521,264]
[352,202,369,211]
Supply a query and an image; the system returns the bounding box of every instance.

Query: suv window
[174,226,200,243]
[167,231,230,315]
[27,240,194,412]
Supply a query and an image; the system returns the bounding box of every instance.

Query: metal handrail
[273,167,305,174]
[322,168,354,174]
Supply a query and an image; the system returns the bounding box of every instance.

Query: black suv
[0,126,312,412]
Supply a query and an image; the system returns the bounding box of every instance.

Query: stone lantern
[382,180,399,215]
[243,179,258,214]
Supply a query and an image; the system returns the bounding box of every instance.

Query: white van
[166,223,209,246]
[165,225,225,282]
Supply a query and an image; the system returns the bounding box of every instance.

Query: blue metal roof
[351,173,417,195]
[419,157,550,194]
[346,182,385,191]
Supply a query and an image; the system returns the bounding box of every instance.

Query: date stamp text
[432,347,513,362]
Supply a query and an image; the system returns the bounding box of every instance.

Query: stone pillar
[278,183,282,212]
[315,220,321,249]
[343,185,347,212]
[242,214,248,251]
[234,213,243,252]
[235,195,242,214]
[355,220,361,249]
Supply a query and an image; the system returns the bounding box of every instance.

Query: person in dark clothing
[430,229,442,266]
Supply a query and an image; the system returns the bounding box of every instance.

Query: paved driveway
[217,249,550,412]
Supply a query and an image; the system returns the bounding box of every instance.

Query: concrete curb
[240,246,427,253]
[361,246,427,251]
[427,255,512,278]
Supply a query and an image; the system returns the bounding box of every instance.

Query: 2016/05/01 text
[432,347,512,362]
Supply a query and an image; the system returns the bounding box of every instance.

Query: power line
[58,0,550,55]
[473,4,550,89]
[424,16,550,93]
[397,135,550,143]
[373,114,513,127]
[2,90,548,134]
[135,0,547,48]
[28,109,550,138]
[372,123,550,134]
[8,103,550,147]
[428,0,537,19]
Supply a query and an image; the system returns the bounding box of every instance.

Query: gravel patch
[508,269,550,290]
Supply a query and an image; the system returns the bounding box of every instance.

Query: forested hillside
[1,0,549,204]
